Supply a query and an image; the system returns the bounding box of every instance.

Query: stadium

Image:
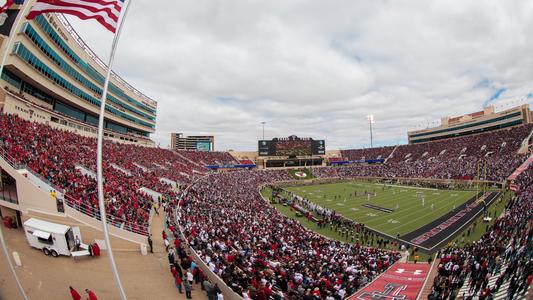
[0,1,532,300]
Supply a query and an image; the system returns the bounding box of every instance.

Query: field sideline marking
[294,185,466,229]
[330,189,471,233]
[287,182,474,235]
[377,183,439,191]
[376,192,471,233]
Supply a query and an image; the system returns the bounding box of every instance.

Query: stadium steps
[417,258,440,299]
[175,152,205,168]
[457,264,507,297]
[385,145,399,163]
[456,263,532,300]
[491,281,529,300]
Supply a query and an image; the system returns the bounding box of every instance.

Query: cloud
[65,0,533,150]
[483,88,507,107]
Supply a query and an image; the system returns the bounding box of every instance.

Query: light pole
[367,114,375,148]
[261,122,266,140]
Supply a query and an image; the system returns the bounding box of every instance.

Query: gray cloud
[66,0,533,150]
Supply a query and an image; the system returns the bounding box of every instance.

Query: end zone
[349,263,430,300]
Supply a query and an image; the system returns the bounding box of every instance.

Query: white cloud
[66,0,533,150]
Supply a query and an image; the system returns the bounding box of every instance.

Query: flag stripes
[0,0,14,13]
[27,0,124,33]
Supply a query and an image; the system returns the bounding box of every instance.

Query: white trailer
[23,218,85,258]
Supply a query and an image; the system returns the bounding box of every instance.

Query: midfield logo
[357,283,408,300]
[395,269,424,275]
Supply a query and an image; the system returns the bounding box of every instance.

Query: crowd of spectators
[178,170,401,299]
[428,178,533,299]
[179,151,238,166]
[0,113,232,235]
[340,146,395,161]
[2,110,533,298]
[335,125,533,182]
[388,125,533,164]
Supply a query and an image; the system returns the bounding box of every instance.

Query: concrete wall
[0,158,60,215]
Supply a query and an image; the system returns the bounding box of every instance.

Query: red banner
[508,155,533,181]
[349,263,430,300]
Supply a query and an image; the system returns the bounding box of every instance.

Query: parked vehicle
[23,218,87,257]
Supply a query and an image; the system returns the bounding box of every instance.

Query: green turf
[260,187,433,261]
[283,181,479,236]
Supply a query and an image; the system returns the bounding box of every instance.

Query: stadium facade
[0,9,157,146]
[408,104,531,144]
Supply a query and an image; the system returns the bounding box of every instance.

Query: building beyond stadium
[408,104,532,144]
[170,133,215,151]
[0,8,157,146]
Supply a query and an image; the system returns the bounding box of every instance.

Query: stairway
[385,145,400,163]
[457,264,507,298]
[455,262,530,300]
[492,281,529,300]
[417,258,440,299]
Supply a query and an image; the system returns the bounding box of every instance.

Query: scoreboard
[258,135,325,156]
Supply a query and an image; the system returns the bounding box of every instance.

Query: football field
[284,181,479,236]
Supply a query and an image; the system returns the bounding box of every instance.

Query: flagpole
[95,1,133,299]
[0,2,33,299]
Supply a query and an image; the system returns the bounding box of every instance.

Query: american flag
[27,0,125,33]
[0,0,25,14]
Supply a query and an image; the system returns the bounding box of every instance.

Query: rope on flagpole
[95,0,133,299]
[0,2,34,299]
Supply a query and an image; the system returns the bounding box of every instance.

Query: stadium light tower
[367,114,375,148]
[261,121,266,140]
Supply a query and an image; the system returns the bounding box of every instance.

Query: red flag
[0,0,14,13]
[26,0,124,33]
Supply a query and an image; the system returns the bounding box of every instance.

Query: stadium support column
[95,1,133,299]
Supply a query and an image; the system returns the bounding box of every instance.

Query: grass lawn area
[283,181,478,236]
[261,181,508,262]
[261,187,435,261]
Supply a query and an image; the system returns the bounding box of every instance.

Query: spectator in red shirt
[85,289,97,300]
[69,286,81,300]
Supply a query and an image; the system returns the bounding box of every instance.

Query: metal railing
[0,147,26,170]
[24,167,66,194]
[63,194,149,236]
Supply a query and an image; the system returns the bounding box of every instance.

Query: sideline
[377,184,439,191]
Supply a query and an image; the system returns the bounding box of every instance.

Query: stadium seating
[387,125,533,163]
[178,170,401,299]
[341,146,396,161]
[1,111,532,299]
[0,113,231,235]
[330,125,533,182]
[179,150,238,166]
[428,180,533,299]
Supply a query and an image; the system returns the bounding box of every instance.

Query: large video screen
[275,139,312,156]
[258,136,325,156]
[196,141,212,151]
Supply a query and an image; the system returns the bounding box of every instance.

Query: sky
[66,0,533,151]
